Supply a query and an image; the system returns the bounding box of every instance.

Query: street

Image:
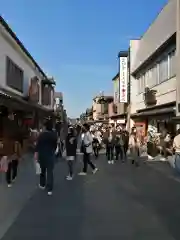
[1,155,180,240]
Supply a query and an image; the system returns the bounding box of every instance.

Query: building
[0,16,55,155]
[129,0,176,136]
[92,94,114,121]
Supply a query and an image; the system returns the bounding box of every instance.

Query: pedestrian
[173,128,180,173]
[79,123,98,175]
[92,131,100,158]
[65,126,77,180]
[114,129,125,162]
[6,140,22,187]
[129,128,140,167]
[34,120,57,196]
[104,127,115,164]
[123,130,129,159]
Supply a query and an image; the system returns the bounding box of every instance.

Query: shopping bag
[35,162,41,175]
[62,149,67,158]
[55,145,59,155]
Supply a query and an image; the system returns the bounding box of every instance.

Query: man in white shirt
[79,123,98,175]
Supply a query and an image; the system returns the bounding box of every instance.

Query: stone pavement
[1,155,180,239]
[0,153,37,239]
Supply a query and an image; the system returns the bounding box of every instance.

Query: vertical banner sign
[113,79,120,104]
[119,57,128,103]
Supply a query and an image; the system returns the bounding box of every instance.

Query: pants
[106,145,114,161]
[175,153,180,173]
[39,161,54,192]
[6,160,19,184]
[67,161,73,176]
[130,147,140,166]
[93,146,99,158]
[83,153,95,173]
[115,145,125,161]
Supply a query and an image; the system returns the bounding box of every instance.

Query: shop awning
[0,89,53,114]
[131,106,175,118]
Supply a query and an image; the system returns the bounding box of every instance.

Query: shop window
[158,55,168,83]
[169,50,176,78]
[6,57,24,92]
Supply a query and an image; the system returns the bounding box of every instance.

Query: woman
[129,128,140,167]
[65,127,77,180]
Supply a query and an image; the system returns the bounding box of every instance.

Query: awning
[131,106,175,118]
[0,88,53,114]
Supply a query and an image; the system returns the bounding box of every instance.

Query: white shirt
[83,131,93,153]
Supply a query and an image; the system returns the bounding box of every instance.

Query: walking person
[123,130,129,160]
[173,128,180,173]
[92,131,100,159]
[34,120,57,196]
[129,128,140,167]
[104,127,115,164]
[65,127,77,180]
[114,130,125,162]
[6,140,22,187]
[79,123,98,175]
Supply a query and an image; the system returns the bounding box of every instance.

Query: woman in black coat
[65,127,77,180]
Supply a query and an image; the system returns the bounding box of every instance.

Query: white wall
[131,0,176,73]
[132,77,176,114]
[130,39,176,114]
[0,23,43,100]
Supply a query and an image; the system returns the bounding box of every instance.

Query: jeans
[39,160,54,192]
[106,145,114,161]
[115,145,125,161]
[83,153,95,173]
[6,160,19,184]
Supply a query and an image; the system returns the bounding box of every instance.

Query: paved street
[1,155,180,240]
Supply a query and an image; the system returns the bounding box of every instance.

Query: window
[169,50,176,78]
[6,57,23,92]
[158,55,168,83]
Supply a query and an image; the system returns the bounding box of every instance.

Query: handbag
[35,162,41,175]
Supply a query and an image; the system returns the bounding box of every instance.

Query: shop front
[131,101,176,157]
[0,86,53,157]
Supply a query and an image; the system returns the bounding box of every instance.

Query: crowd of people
[2,118,180,196]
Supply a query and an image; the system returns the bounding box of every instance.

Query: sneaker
[111,160,114,164]
[47,191,52,196]
[78,172,87,176]
[108,161,111,164]
[39,184,45,190]
[12,178,16,183]
[93,168,98,174]
[8,184,12,188]
[66,175,73,180]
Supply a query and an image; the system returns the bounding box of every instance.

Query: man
[79,123,98,175]
[34,120,57,196]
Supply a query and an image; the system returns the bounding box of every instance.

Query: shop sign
[117,119,126,124]
[119,57,128,103]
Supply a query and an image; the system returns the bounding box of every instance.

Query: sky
[1,0,168,117]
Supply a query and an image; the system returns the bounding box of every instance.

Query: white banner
[119,57,128,103]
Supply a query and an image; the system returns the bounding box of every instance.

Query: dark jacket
[36,130,57,164]
[65,134,77,156]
